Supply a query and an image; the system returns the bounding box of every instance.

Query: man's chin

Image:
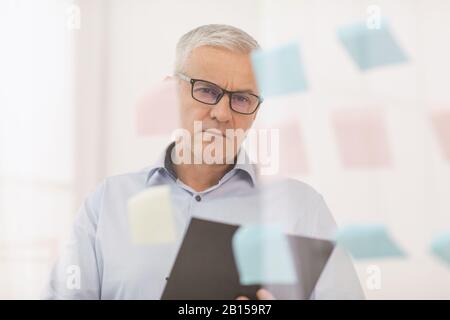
[194,141,237,165]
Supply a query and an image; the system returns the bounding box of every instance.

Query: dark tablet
[161,217,334,300]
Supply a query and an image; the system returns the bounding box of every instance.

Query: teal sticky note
[431,232,450,267]
[337,19,408,70]
[251,42,308,98]
[232,224,297,285]
[335,224,405,260]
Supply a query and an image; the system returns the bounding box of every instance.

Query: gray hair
[174,24,260,73]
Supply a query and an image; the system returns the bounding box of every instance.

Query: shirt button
[195,195,201,202]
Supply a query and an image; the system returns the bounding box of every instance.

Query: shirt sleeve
[308,194,366,300]
[42,181,105,300]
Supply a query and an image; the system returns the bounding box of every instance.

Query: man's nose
[210,94,232,122]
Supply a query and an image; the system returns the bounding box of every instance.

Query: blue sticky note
[431,232,450,267]
[337,19,408,70]
[251,42,308,98]
[335,224,405,260]
[232,224,297,285]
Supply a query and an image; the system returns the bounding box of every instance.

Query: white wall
[0,0,76,298]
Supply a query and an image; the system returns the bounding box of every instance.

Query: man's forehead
[184,46,258,91]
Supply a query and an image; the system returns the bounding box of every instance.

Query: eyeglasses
[176,73,263,115]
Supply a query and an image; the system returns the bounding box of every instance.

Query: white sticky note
[128,185,176,245]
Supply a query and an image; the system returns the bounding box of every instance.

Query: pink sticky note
[136,79,180,135]
[278,120,309,176]
[332,108,392,168]
[431,110,450,162]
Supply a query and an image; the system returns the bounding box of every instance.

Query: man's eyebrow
[232,88,261,96]
[199,77,260,96]
[238,88,257,94]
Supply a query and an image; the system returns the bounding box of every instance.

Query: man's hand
[236,288,275,300]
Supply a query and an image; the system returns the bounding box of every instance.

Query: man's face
[176,45,260,164]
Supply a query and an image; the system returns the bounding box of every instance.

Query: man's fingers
[235,289,275,300]
[256,288,275,300]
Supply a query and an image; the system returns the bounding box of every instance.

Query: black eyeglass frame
[176,73,263,115]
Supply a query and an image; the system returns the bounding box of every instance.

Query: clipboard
[161,218,334,300]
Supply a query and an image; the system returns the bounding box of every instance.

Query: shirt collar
[145,142,257,187]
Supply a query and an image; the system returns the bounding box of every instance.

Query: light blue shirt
[44,143,364,299]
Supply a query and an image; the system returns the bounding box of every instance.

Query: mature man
[44,24,364,299]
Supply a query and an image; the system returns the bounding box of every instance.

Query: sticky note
[337,19,408,70]
[332,108,392,168]
[128,185,176,245]
[232,224,297,285]
[335,224,405,260]
[251,42,308,98]
[279,120,309,176]
[431,111,450,163]
[136,79,180,135]
[430,231,450,267]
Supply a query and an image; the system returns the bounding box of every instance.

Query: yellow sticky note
[128,185,176,245]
